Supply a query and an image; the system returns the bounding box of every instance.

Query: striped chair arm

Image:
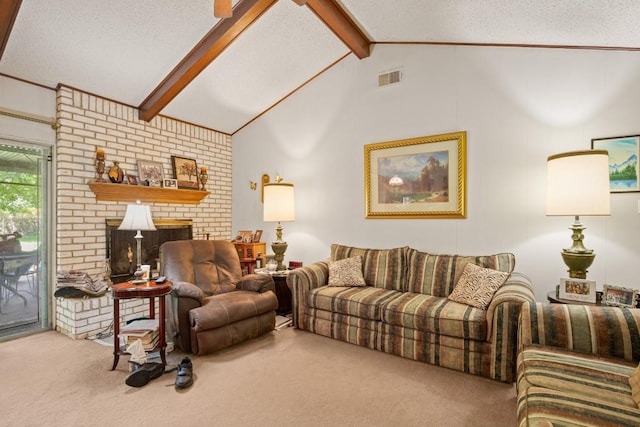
[519,301,640,362]
[287,261,329,328]
[484,273,535,381]
[486,272,535,340]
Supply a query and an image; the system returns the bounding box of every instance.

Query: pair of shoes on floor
[125,362,165,387]
[175,357,193,389]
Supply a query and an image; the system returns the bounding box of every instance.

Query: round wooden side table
[111,280,171,370]
[547,290,601,306]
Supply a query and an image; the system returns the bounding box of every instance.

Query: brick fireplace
[55,86,232,339]
[106,218,193,283]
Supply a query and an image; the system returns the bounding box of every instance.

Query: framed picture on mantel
[171,156,199,190]
[137,160,164,186]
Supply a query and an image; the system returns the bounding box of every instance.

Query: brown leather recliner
[160,240,278,355]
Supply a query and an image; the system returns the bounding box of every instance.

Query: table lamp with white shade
[118,199,156,283]
[263,182,295,271]
[546,150,611,279]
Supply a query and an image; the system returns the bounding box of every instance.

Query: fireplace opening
[106,219,193,283]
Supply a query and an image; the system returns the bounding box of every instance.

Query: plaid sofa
[517,302,640,426]
[288,244,535,382]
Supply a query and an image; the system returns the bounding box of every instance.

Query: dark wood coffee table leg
[111,298,120,370]
[159,294,166,366]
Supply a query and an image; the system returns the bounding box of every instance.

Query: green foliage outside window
[0,170,39,236]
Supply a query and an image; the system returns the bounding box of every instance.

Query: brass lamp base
[271,241,288,271]
[561,251,594,279]
[560,215,596,279]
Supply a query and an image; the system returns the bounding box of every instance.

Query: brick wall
[55,85,232,339]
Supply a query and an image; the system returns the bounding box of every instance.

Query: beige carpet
[0,327,516,426]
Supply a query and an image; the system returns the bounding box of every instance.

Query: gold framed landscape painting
[364,131,466,218]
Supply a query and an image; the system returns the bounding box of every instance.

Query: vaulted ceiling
[2,0,640,135]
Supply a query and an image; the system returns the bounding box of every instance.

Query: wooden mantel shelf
[89,182,210,204]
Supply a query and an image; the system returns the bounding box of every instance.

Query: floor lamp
[546,150,611,279]
[263,182,295,271]
[118,200,156,283]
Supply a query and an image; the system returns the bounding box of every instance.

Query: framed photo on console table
[558,278,597,303]
[602,284,638,308]
[364,131,466,219]
[171,156,199,190]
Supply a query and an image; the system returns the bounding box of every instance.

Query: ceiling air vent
[378,69,402,87]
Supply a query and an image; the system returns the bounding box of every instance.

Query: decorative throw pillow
[328,256,366,287]
[447,263,509,310]
[630,363,640,408]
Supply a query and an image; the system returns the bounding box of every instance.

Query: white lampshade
[263,183,295,222]
[118,200,156,231]
[546,150,611,216]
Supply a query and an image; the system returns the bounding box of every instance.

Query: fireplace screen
[106,219,193,283]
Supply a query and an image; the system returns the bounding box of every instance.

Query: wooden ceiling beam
[138,0,277,122]
[305,0,370,59]
[0,0,22,60]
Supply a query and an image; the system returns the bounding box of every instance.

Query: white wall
[232,44,640,301]
[0,75,56,143]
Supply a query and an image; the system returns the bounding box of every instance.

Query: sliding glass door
[0,140,50,339]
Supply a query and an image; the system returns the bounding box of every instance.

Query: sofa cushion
[381,292,487,341]
[308,285,401,321]
[517,345,637,409]
[517,385,640,427]
[447,263,509,309]
[331,244,407,291]
[406,249,515,297]
[190,290,278,330]
[328,256,366,287]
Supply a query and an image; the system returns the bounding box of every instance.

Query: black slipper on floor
[125,362,165,387]
[175,357,193,389]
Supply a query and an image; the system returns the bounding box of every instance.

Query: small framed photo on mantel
[558,278,597,303]
[163,178,178,189]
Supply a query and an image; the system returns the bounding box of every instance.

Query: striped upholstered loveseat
[517,302,640,426]
[288,244,535,382]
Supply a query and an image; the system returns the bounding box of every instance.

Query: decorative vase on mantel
[108,161,124,183]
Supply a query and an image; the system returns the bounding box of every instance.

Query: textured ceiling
[2,0,640,135]
[342,0,640,46]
